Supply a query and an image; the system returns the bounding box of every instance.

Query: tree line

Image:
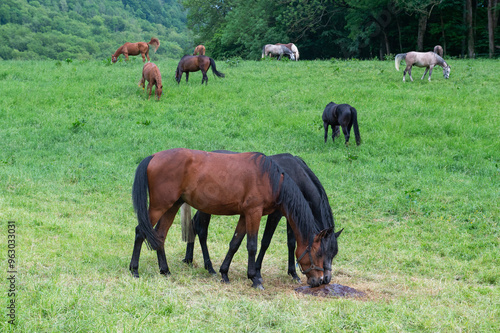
[0,0,192,60]
[0,1,498,61]
[182,0,499,60]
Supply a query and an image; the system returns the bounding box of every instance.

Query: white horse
[262,44,295,60]
[395,51,450,82]
[276,43,299,61]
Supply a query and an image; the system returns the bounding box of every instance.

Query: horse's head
[443,65,451,79]
[295,228,340,287]
[290,53,296,61]
[320,228,343,284]
[111,55,118,63]
[155,85,163,100]
[174,69,181,84]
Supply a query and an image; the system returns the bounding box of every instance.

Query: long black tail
[209,57,225,78]
[132,155,162,250]
[351,108,361,145]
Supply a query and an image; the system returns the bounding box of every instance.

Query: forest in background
[0,0,498,61]
[0,0,191,60]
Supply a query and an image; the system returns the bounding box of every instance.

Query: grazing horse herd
[111,38,451,289]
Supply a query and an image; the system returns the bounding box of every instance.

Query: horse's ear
[334,228,344,239]
[317,227,335,239]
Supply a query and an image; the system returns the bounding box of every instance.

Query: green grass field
[1,56,499,332]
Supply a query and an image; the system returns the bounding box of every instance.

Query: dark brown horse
[395,51,451,82]
[175,55,225,85]
[130,148,336,288]
[181,152,343,286]
[323,102,361,146]
[193,45,206,55]
[138,62,162,100]
[434,45,444,57]
[111,37,160,63]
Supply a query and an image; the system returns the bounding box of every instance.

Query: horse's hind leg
[341,124,351,145]
[129,225,146,278]
[195,211,216,274]
[333,126,340,141]
[154,204,182,276]
[408,66,414,82]
[185,72,189,83]
[201,70,208,85]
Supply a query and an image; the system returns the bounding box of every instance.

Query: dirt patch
[295,283,366,298]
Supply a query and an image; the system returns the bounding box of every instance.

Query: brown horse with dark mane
[175,55,225,85]
[193,45,205,55]
[129,148,337,289]
[112,37,160,63]
[138,62,162,100]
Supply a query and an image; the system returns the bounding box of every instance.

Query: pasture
[0,57,499,332]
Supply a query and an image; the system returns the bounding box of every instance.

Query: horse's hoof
[182,258,193,265]
[207,267,217,275]
[160,270,171,277]
[131,272,139,278]
[221,274,230,284]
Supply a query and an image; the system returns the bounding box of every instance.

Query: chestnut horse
[130,148,337,289]
[182,151,343,286]
[395,51,451,82]
[193,45,206,55]
[111,37,160,63]
[138,62,162,100]
[276,43,299,61]
[175,55,225,85]
[434,45,443,57]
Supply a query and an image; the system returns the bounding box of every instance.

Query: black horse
[182,151,343,285]
[322,102,361,146]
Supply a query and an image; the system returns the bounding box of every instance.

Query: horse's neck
[435,54,447,67]
[113,45,124,57]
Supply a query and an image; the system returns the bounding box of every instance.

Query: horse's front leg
[255,210,282,284]
[129,226,145,278]
[323,122,329,143]
[219,216,247,284]
[147,82,153,100]
[427,65,435,81]
[245,210,263,289]
[124,53,129,61]
[185,72,189,83]
[286,222,300,282]
[421,67,430,80]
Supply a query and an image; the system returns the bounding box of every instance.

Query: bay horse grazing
[193,45,205,55]
[111,37,160,63]
[276,43,299,61]
[323,102,361,146]
[138,62,162,100]
[130,148,337,289]
[175,55,225,85]
[182,151,342,286]
[395,51,451,82]
[261,44,296,60]
[433,45,443,57]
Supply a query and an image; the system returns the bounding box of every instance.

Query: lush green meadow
[1,56,499,332]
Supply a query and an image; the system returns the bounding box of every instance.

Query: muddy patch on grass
[295,283,366,298]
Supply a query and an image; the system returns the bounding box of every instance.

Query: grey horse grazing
[262,44,295,60]
[433,45,443,57]
[322,102,361,146]
[276,43,299,60]
[395,51,451,82]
